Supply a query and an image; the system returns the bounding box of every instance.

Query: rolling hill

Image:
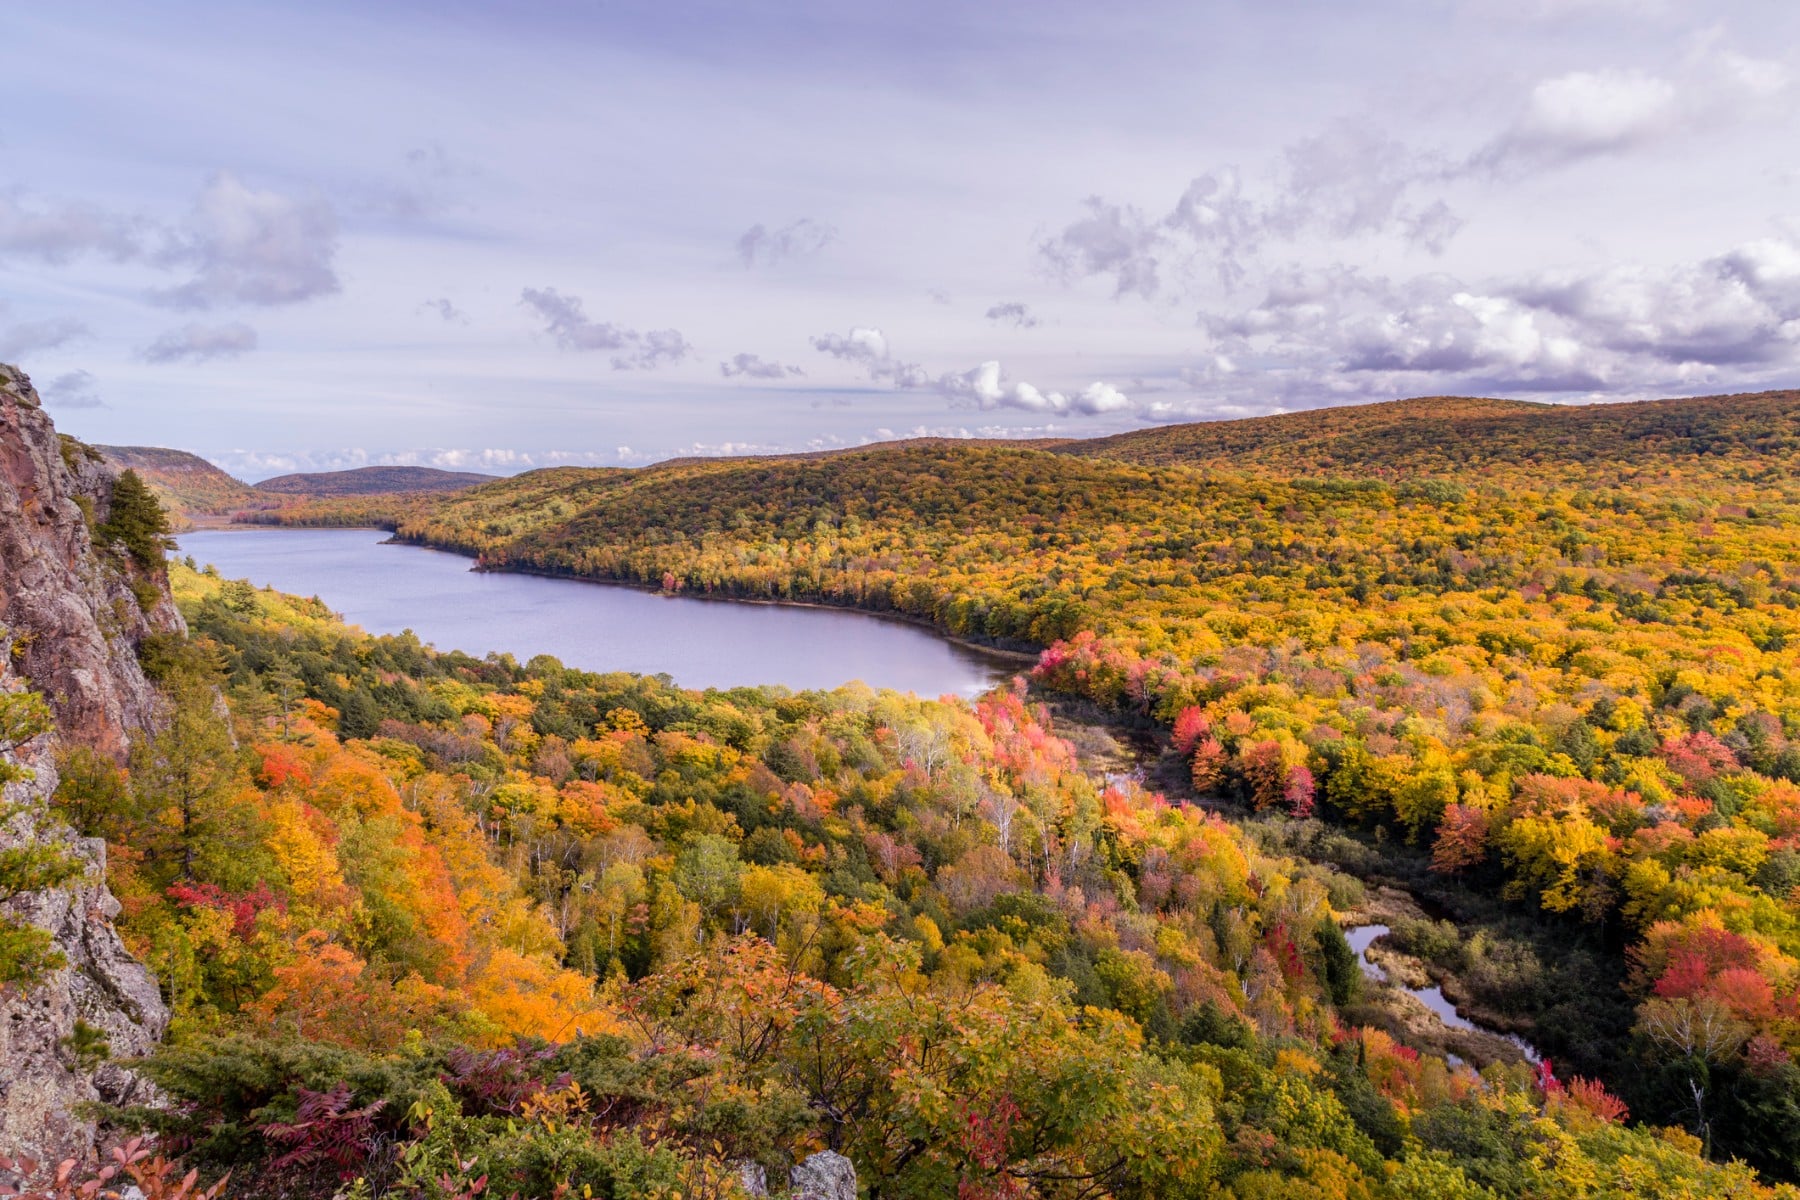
[96,445,273,528]
[1063,390,1800,478]
[253,465,497,496]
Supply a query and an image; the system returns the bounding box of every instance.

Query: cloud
[0,191,144,264]
[0,315,89,361]
[1474,69,1678,172]
[141,321,259,364]
[737,218,836,267]
[1473,51,1790,175]
[1040,125,1455,298]
[936,361,1131,416]
[810,326,929,386]
[720,352,804,379]
[984,301,1040,328]
[153,172,340,309]
[43,370,102,409]
[519,287,694,369]
[1185,234,1800,406]
[419,298,469,324]
[1037,197,1165,299]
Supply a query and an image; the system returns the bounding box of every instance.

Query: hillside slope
[1064,390,1800,479]
[98,445,271,528]
[254,464,496,495]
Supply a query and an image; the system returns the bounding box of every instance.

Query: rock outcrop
[0,363,178,1163]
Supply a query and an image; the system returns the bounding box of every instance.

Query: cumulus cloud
[937,361,1132,416]
[519,287,694,370]
[810,327,930,386]
[737,218,836,267]
[43,370,102,409]
[0,191,144,264]
[1474,69,1679,172]
[0,314,89,361]
[153,172,340,309]
[720,352,804,379]
[1186,234,1800,406]
[1474,50,1790,175]
[141,322,259,364]
[985,301,1040,328]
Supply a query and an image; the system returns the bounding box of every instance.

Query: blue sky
[3,0,1797,477]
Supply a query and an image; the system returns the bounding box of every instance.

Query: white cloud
[936,360,1132,416]
[153,172,340,309]
[519,287,694,369]
[141,321,259,364]
[810,327,929,386]
[1476,69,1678,170]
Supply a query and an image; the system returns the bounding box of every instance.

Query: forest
[231,388,1800,1187]
[4,556,1781,1200]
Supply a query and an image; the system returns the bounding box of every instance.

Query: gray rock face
[788,1150,857,1200]
[0,362,177,1165]
[0,364,182,758]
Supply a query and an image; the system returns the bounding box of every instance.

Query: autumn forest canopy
[14,387,1800,1198]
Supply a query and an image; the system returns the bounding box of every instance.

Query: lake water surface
[177,529,1021,696]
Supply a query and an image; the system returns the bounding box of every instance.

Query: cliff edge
[0,363,177,1164]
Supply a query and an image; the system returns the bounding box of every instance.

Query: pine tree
[96,469,172,571]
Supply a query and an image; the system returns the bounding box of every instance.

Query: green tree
[96,469,173,571]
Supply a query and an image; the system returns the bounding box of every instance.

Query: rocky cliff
[0,363,177,1163]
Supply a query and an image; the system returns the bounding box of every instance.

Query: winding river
[1346,923,1543,1063]
[177,529,1021,696]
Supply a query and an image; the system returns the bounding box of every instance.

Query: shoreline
[196,522,1044,672]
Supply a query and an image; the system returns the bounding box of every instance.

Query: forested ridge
[238,388,1800,1185]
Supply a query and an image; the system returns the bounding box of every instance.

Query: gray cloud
[153,172,340,309]
[520,287,694,370]
[43,369,103,409]
[737,218,836,267]
[720,352,804,379]
[141,321,259,364]
[0,315,90,361]
[1183,234,1800,409]
[419,298,469,323]
[0,191,144,264]
[1040,125,1456,298]
[984,301,1040,328]
[810,327,929,387]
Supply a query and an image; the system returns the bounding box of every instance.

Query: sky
[2,0,1797,479]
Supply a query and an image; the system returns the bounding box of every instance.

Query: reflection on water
[178,529,1020,696]
[1344,922,1542,1063]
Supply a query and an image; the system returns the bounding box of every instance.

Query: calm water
[1345,923,1542,1063]
[177,529,1020,696]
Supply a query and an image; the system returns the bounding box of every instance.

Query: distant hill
[1061,390,1800,478]
[97,445,269,527]
[253,465,498,496]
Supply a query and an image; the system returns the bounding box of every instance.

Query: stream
[1346,923,1543,1064]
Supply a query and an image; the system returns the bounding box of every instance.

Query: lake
[177,529,1023,696]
